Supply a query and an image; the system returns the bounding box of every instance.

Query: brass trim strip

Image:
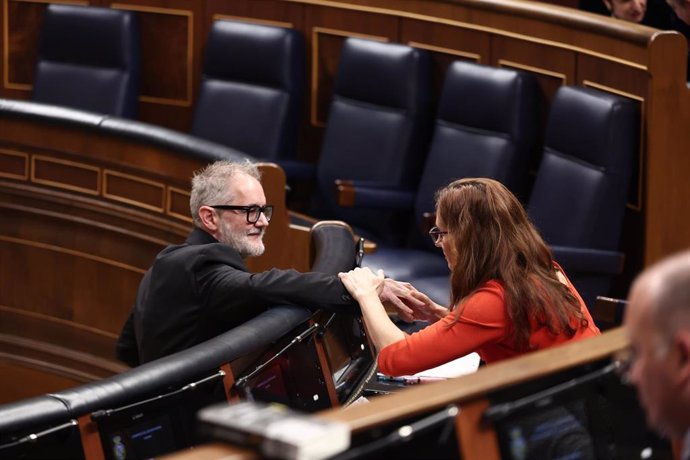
[498,59,567,84]
[0,148,29,179]
[212,14,293,29]
[287,0,648,71]
[0,304,119,339]
[311,27,389,127]
[111,3,194,107]
[166,186,193,222]
[582,79,646,211]
[31,155,100,196]
[102,169,166,213]
[407,41,480,62]
[0,234,147,274]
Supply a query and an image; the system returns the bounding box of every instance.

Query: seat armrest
[335,179,415,209]
[551,246,624,275]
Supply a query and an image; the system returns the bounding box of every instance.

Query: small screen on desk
[102,414,176,460]
[96,375,225,460]
[490,362,672,460]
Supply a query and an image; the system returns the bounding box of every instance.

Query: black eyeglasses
[428,226,448,244]
[211,205,273,224]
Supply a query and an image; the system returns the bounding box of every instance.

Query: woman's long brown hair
[436,178,586,350]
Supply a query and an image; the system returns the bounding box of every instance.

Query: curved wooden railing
[0,100,315,403]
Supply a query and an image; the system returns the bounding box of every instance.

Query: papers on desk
[414,352,481,380]
[375,353,481,386]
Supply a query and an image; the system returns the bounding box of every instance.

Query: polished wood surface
[161,442,259,460]
[320,328,629,458]
[163,328,629,459]
[319,327,628,431]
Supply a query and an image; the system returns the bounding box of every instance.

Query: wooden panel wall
[0,113,312,402]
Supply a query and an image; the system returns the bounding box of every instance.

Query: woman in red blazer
[339,178,600,376]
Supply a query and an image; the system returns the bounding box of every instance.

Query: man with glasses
[117,160,418,365]
[624,250,690,459]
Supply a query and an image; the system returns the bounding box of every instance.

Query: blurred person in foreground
[625,250,690,459]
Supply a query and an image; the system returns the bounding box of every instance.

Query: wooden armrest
[335,179,355,207]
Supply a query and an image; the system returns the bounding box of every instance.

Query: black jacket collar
[186,227,219,246]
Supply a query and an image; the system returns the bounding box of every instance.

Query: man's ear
[675,330,690,385]
[198,206,219,233]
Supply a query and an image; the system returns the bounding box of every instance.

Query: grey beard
[219,224,265,258]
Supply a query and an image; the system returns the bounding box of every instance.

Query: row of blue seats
[31,3,639,309]
[30,4,304,169]
[309,37,640,309]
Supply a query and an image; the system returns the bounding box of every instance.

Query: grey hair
[189,160,261,227]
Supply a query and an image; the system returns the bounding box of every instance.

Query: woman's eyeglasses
[211,205,274,223]
[428,226,448,244]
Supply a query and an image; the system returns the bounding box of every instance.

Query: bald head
[628,250,690,338]
[624,250,690,439]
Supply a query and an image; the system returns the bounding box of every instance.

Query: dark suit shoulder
[156,237,246,271]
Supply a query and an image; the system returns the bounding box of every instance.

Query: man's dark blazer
[117,227,356,365]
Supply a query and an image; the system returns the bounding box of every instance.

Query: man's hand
[405,290,449,322]
[378,278,430,322]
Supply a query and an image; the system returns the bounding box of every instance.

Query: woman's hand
[338,267,385,302]
[338,267,406,351]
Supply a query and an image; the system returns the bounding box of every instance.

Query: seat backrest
[313,38,432,242]
[528,86,639,249]
[309,220,358,273]
[32,4,140,118]
[191,20,305,161]
[412,60,538,250]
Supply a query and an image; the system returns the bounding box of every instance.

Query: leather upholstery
[32,4,140,118]
[0,395,71,438]
[528,86,639,307]
[49,305,313,415]
[100,116,249,163]
[191,20,305,169]
[0,98,250,164]
[363,61,538,283]
[312,38,433,245]
[310,221,357,273]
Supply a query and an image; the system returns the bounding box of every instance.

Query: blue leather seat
[408,85,638,309]
[32,4,140,118]
[310,38,433,245]
[528,86,639,308]
[363,61,538,283]
[191,20,306,175]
